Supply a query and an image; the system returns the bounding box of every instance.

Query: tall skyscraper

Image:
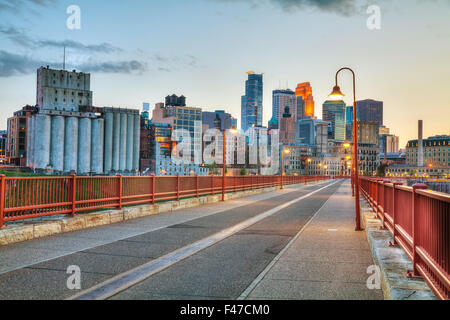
[279,106,295,144]
[241,72,263,131]
[356,99,383,125]
[272,89,296,123]
[323,100,346,141]
[295,82,315,119]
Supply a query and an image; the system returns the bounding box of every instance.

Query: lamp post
[343,142,352,190]
[280,147,290,189]
[222,120,237,201]
[305,157,311,185]
[329,67,362,231]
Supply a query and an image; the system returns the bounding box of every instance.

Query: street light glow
[328,85,345,101]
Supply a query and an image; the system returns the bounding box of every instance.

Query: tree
[377,164,388,177]
[206,161,220,175]
[240,168,247,176]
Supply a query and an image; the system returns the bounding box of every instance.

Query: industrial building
[7,105,34,166]
[26,66,140,175]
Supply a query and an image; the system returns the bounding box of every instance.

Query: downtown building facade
[272,89,296,123]
[202,110,237,132]
[356,99,383,126]
[0,130,6,163]
[152,100,204,168]
[387,135,449,178]
[406,135,450,168]
[241,72,263,131]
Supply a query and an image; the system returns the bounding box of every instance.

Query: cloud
[37,40,122,53]
[211,0,359,16]
[0,25,122,53]
[0,50,51,77]
[0,50,147,77]
[78,60,147,74]
[0,0,57,14]
[271,0,358,15]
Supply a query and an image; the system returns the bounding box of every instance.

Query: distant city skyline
[0,0,449,148]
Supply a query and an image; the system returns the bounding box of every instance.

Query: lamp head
[229,125,237,134]
[328,85,345,101]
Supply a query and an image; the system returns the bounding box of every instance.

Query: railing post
[0,174,5,228]
[280,173,283,190]
[409,183,428,278]
[176,174,180,201]
[117,174,122,209]
[195,175,199,198]
[381,179,391,229]
[211,175,214,195]
[389,182,403,247]
[151,174,155,204]
[222,173,225,201]
[70,174,77,217]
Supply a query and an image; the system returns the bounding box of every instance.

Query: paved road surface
[0,179,382,300]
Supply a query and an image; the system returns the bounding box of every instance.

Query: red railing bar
[416,247,450,290]
[416,264,448,300]
[4,209,73,221]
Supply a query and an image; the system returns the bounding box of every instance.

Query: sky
[0,0,449,148]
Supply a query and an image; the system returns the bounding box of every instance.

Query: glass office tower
[241,72,263,131]
[323,100,347,141]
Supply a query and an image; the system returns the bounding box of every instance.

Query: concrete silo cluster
[26,66,140,175]
[27,113,105,174]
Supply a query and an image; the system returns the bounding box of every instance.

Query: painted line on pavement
[68,180,339,300]
[237,181,341,300]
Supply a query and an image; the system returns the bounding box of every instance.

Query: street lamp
[329,67,362,231]
[343,142,352,187]
[305,157,311,175]
[222,122,237,201]
[280,147,290,189]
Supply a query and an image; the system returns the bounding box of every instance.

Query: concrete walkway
[245,181,383,300]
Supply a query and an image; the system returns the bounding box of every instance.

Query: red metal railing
[359,177,449,300]
[0,174,329,227]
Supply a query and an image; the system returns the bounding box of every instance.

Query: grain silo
[26,67,140,175]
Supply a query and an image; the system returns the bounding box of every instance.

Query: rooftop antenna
[63,46,66,70]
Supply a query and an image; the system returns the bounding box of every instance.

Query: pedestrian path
[0,182,324,276]
[244,181,383,300]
